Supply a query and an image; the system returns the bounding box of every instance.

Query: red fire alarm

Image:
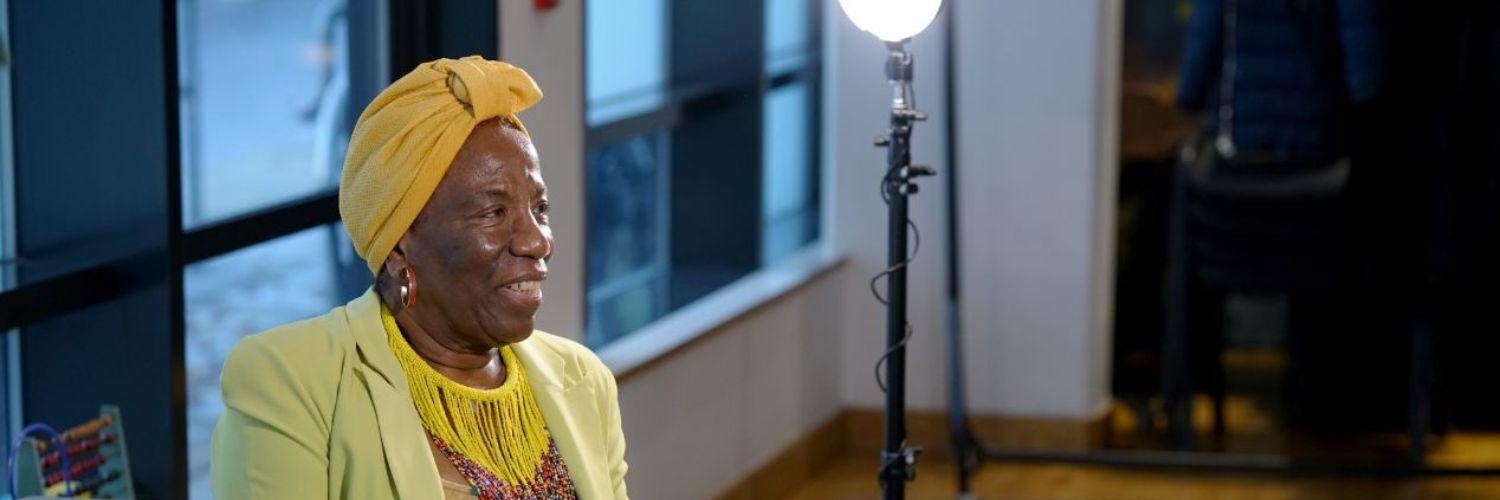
[534,0,559,11]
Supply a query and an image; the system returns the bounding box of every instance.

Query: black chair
[1160,152,1353,450]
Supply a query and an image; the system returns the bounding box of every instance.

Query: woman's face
[389,119,552,348]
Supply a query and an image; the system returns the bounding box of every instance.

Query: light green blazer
[210,289,629,499]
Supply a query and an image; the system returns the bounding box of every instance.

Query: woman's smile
[499,278,545,310]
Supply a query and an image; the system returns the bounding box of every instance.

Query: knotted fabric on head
[339,56,543,274]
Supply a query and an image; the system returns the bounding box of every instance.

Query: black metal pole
[883,104,911,500]
[883,189,909,498]
[877,42,930,500]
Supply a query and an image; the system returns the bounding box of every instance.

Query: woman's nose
[510,211,552,259]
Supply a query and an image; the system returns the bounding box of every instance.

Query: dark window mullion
[10,1,182,495]
[387,0,499,80]
[181,190,340,264]
[767,61,818,90]
[586,104,682,150]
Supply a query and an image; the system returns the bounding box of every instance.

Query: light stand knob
[903,165,937,178]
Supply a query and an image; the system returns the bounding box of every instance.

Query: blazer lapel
[345,290,443,499]
[359,365,443,499]
[513,339,611,499]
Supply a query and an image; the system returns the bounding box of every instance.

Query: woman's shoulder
[517,330,615,387]
[225,309,355,372]
[522,329,591,356]
[219,307,356,412]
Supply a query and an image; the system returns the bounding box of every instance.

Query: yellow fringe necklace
[381,306,551,487]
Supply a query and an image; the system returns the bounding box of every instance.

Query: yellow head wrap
[339,56,543,274]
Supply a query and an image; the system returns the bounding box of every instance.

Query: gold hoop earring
[399,267,417,309]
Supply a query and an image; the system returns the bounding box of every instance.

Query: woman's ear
[385,237,411,279]
[377,235,413,310]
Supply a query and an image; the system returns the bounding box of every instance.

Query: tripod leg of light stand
[948,296,982,498]
[939,4,982,496]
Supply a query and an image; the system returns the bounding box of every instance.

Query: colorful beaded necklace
[431,434,578,499]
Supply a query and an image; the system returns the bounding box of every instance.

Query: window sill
[597,242,846,382]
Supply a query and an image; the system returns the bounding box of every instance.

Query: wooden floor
[787,348,1500,499]
[788,452,1500,499]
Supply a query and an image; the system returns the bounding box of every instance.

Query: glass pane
[585,131,669,347]
[0,329,14,496]
[0,4,16,495]
[585,0,668,125]
[762,82,817,264]
[185,224,366,499]
[765,0,811,74]
[178,0,363,227]
[0,0,11,266]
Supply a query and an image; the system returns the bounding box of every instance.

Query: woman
[211,57,628,499]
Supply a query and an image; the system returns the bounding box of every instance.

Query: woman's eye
[488,206,506,218]
[535,202,551,221]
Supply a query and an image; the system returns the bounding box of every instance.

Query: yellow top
[209,290,629,499]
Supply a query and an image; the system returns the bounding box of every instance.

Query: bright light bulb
[836,0,943,42]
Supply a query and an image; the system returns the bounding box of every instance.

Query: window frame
[581,0,832,355]
[0,0,19,492]
[0,1,498,495]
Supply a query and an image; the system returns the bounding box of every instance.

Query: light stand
[874,41,935,500]
[833,2,943,496]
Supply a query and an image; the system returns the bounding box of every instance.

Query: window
[761,0,821,267]
[176,3,372,488]
[0,1,495,495]
[185,224,364,498]
[762,81,818,265]
[585,0,669,126]
[584,0,822,347]
[178,0,369,227]
[765,0,812,74]
[586,131,670,344]
[0,1,17,494]
[0,0,11,265]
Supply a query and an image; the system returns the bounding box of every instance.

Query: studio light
[836,0,943,42]
[836,1,944,499]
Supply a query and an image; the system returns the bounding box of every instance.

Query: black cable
[872,162,923,393]
[868,219,920,304]
[874,321,914,393]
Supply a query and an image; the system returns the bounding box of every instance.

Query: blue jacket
[1177,0,1382,160]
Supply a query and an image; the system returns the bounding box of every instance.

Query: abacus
[9,405,135,498]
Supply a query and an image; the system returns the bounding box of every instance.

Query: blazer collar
[346,288,406,387]
[509,333,572,392]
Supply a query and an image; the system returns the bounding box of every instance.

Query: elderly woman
[210,57,628,499]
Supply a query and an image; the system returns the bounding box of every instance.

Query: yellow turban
[339,56,543,274]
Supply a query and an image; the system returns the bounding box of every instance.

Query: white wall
[949,0,1121,418]
[614,274,844,499]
